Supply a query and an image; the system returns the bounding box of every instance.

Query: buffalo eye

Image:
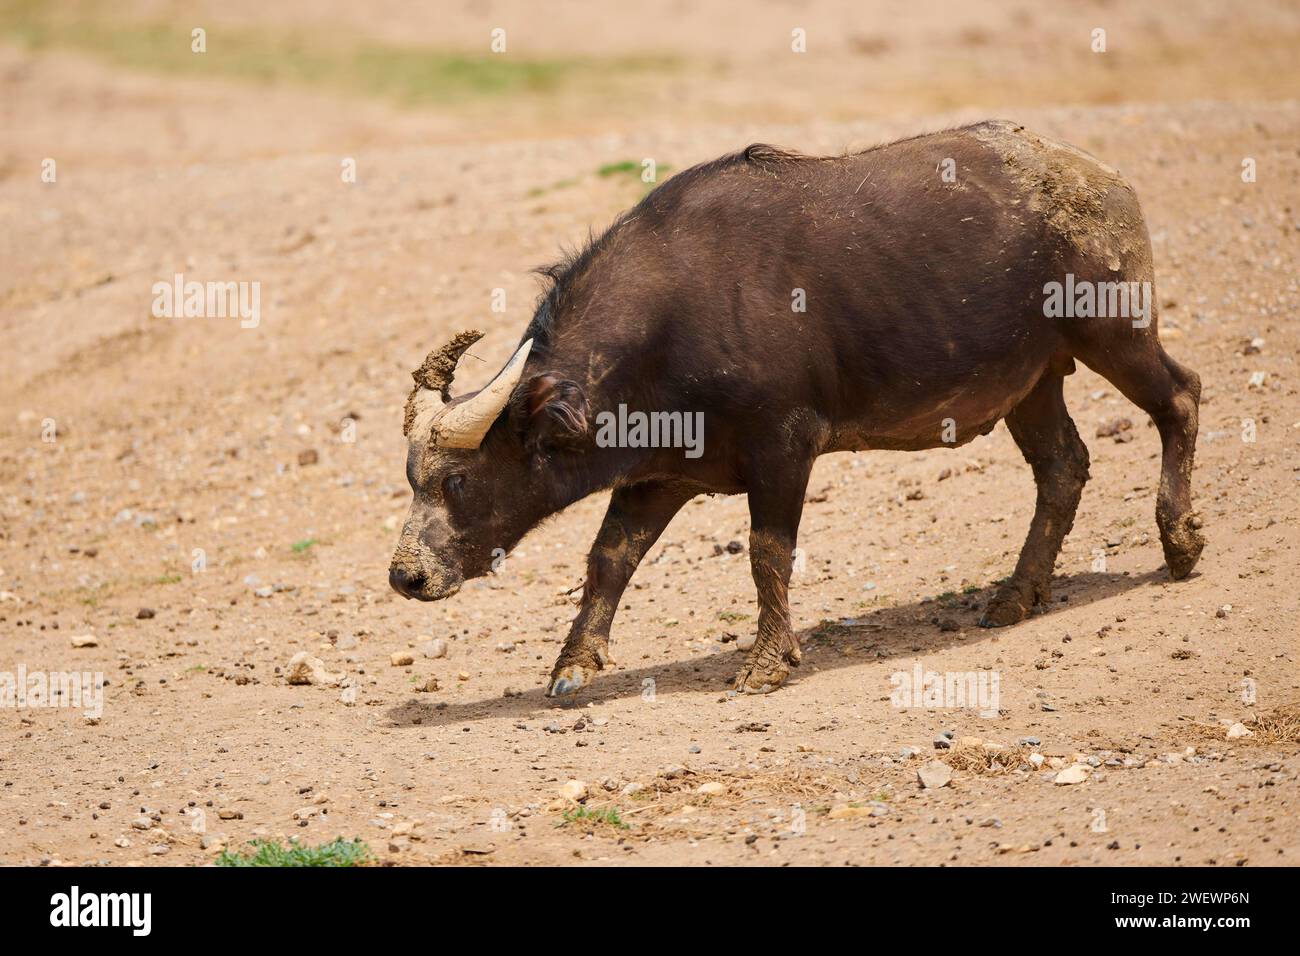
[441,474,465,499]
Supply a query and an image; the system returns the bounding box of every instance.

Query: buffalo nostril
[389,567,425,597]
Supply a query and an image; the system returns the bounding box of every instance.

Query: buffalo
[389,120,1204,696]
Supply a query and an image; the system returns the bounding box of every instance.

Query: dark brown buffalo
[389,120,1204,697]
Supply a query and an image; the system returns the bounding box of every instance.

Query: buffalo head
[388,330,589,601]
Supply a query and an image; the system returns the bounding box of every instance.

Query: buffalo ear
[513,372,589,451]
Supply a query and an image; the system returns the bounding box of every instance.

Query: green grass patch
[558,806,630,830]
[717,610,750,623]
[155,573,183,585]
[0,1,678,106]
[291,538,319,554]
[526,176,579,198]
[597,159,674,199]
[216,837,371,867]
[597,160,641,178]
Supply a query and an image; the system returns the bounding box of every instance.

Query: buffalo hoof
[1161,515,1205,581]
[978,590,1031,628]
[733,664,788,694]
[545,663,597,698]
[734,656,794,695]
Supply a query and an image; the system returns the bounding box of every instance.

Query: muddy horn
[431,337,534,449]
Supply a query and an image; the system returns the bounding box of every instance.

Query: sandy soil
[1,0,1298,866]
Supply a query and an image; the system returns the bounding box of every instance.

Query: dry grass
[589,764,852,842]
[1245,704,1300,744]
[1186,704,1300,746]
[941,744,1035,775]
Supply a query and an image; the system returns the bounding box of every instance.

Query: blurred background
[4,0,1300,172]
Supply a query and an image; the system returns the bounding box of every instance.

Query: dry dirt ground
[1,0,1298,866]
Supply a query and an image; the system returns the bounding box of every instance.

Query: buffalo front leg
[545,482,691,697]
[734,462,811,695]
[980,372,1090,627]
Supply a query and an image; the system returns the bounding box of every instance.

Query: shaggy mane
[524,143,808,349]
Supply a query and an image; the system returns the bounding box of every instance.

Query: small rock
[390,652,415,667]
[1096,417,1133,439]
[419,638,449,659]
[828,804,873,819]
[136,608,155,620]
[285,652,345,687]
[70,635,98,648]
[1226,722,1253,740]
[917,760,953,789]
[697,782,726,796]
[558,780,588,802]
[1053,764,1091,785]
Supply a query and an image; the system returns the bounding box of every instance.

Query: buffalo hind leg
[735,460,811,694]
[545,482,691,697]
[980,372,1090,627]
[1077,344,1205,579]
